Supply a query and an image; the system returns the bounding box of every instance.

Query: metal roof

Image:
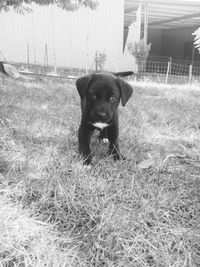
[124,0,200,29]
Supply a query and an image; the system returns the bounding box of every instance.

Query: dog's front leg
[107,125,122,161]
[78,124,93,164]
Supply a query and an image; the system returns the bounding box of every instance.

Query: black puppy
[76,72,133,164]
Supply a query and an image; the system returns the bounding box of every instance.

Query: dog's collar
[87,121,111,130]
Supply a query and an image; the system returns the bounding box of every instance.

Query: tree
[0,0,98,13]
[128,40,151,71]
[193,27,200,53]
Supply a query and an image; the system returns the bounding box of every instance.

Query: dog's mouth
[90,111,112,124]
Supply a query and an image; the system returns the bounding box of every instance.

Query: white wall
[0,0,136,71]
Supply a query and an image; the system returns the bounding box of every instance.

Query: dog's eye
[109,96,116,102]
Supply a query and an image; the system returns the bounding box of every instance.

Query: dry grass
[0,76,200,266]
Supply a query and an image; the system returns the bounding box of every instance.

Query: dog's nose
[98,111,106,117]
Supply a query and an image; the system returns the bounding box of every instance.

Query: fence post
[85,34,89,75]
[44,43,48,67]
[115,56,118,72]
[169,57,172,75]
[188,65,192,84]
[141,61,144,72]
[27,43,29,68]
[95,51,98,71]
[165,61,171,84]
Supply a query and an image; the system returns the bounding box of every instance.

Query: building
[0,0,132,72]
[124,0,200,65]
[0,0,200,73]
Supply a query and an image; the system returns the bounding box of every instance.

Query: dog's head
[76,73,133,123]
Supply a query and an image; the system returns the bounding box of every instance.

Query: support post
[143,3,148,46]
[143,3,148,72]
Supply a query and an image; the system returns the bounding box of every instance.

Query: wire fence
[148,54,200,67]
[138,58,200,84]
[4,54,200,85]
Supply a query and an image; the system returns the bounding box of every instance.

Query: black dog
[76,72,133,164]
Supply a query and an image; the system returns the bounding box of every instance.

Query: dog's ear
[76,75,91,100]
[117,78,133,106]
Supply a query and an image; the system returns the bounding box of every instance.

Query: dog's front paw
[98,129,109,144]
[82,155,92,165]
[79,149,92,165]
[100,137,109,144]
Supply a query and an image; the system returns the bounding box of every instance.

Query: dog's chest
[92,122,109,130]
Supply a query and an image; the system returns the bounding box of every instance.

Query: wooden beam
[149,12,200,26]
[125,0,200,8]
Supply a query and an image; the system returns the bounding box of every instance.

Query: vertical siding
[0,0,134,71]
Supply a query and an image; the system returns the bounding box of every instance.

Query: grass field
[0,76,200,266]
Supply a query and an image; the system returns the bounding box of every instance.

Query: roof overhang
[124,0,200,30]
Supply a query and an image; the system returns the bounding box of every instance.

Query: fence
[138,57,200,84]
[147,54,200,66]
[6,54,200,85]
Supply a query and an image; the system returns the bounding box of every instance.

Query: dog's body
[76,72,133,164]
